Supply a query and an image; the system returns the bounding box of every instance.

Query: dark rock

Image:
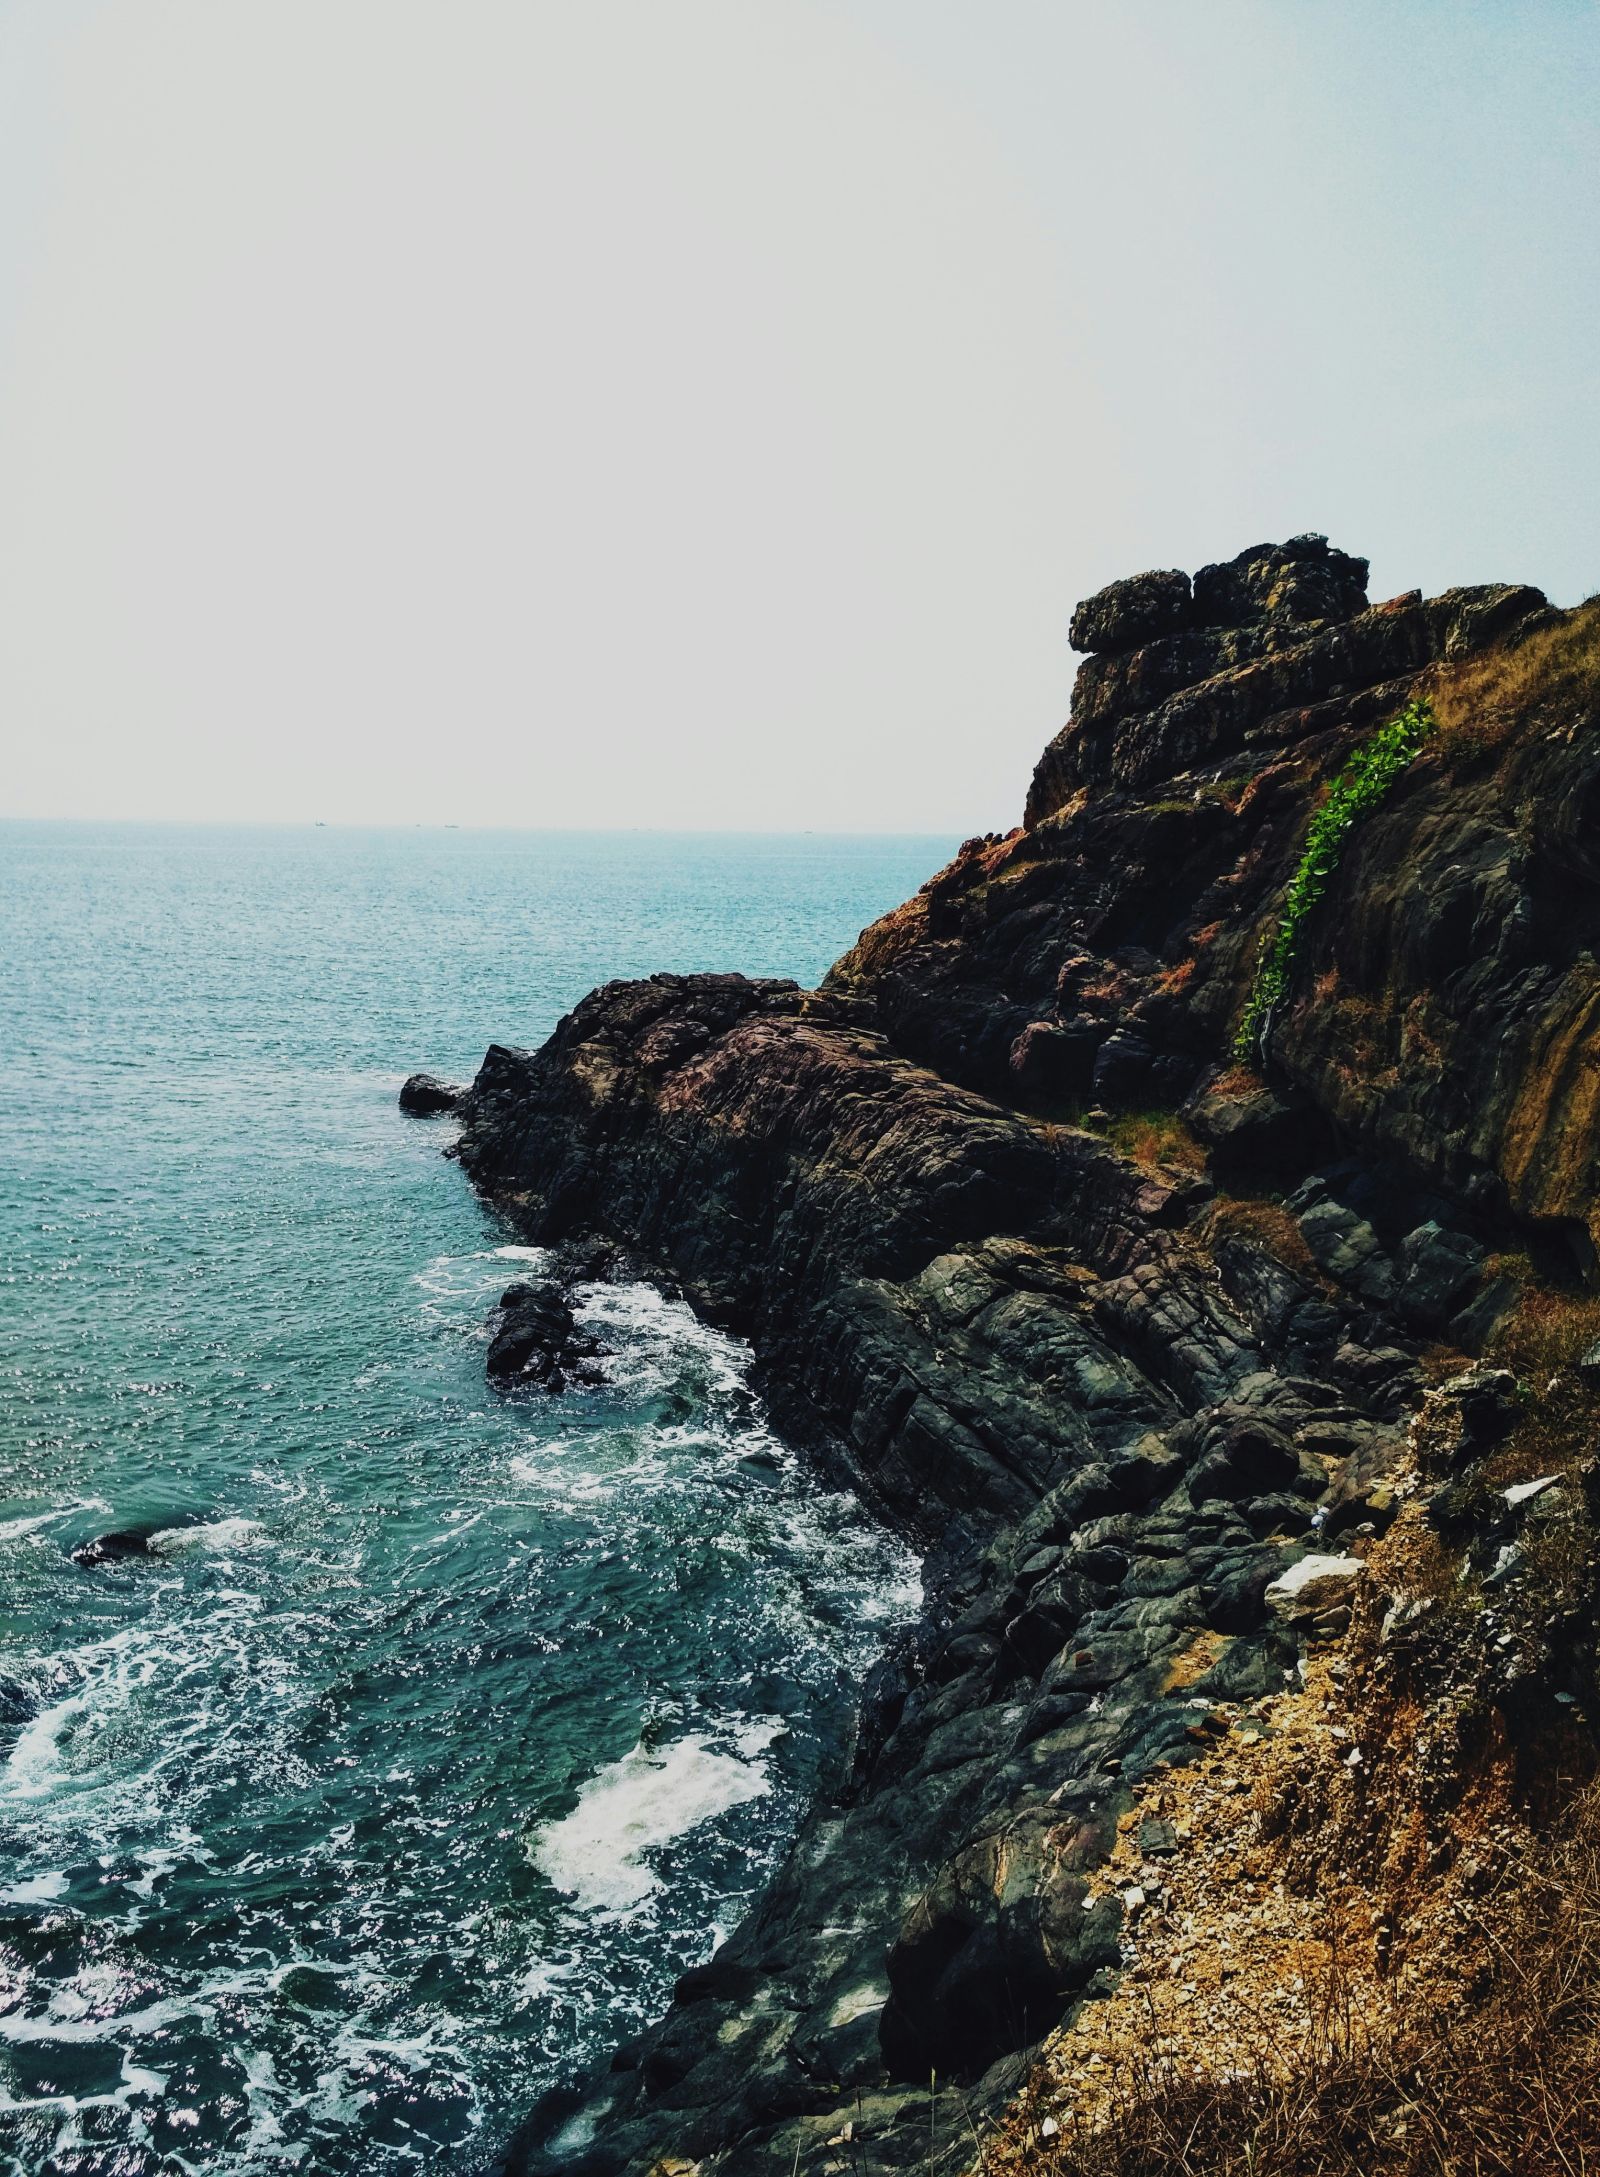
[1187,1413,1302,1501]
[486,1283,601,1392]
[1330,1343,1424,1418]
[880,1824,1122,2078]
[1298,1199,1386,1287]
[1091,1027,1157,1102]
[70,1530,154,1568]
[1394,1221,1485,1333]
[1184,1077,1327,1179]
[399,1073,463,1115]
[1192,537,1369,628]
[1321,1425,1408,1538]
[1070,567,1193,655]
[1428,1366,1521,1465]
[1451,1276,1519,1352]
[550,1237,630,1285]
[0,1676,37,1727]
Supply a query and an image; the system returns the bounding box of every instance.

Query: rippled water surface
[0,824,946,2175]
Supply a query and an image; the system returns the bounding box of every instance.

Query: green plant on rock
[1235,697,1435,1062]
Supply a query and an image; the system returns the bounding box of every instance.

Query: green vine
[1234,696,1435,1062]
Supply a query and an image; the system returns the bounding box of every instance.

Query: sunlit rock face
[457,546,1600,2177]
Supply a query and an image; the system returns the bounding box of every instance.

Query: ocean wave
[529,1720,785,1915]
[146,1515,265,1557]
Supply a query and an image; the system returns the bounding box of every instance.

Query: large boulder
[1192,534,1368,627]
[1069,567,1193,655]
[399,1073,463,1115]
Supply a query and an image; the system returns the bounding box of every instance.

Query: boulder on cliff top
[1069,567,1193,655]
[1192,536,1369,627]
[399,1073,463,1115]
[1066,538,1371,659]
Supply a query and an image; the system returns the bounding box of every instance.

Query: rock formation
[449,540,1600,2174]
[400,1072,464,1115]
[486,1279,603,1392]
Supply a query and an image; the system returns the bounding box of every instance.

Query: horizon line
[0,814,974,840]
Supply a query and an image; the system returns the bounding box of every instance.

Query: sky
[0,0,1596,833]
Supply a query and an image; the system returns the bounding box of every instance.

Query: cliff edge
[456,537,1600,2175]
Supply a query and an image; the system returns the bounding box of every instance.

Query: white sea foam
[530,1726,781,1914]
[0,1509,69,1544]
[573,1280,751,1402]
[147,1517,264,1557]
[3,1691,89,1801]
[1,1870,69,1905]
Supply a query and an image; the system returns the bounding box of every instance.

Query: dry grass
[1430,596,1600,770]
[1488,1278,1600,1382]
[988,1787,1600,2177]
[1105,1110,1208,1175]
[1195,1193,1322,1282]
[1471,1278,1600,1479]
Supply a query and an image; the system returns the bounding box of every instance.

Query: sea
[0,823,951,2176]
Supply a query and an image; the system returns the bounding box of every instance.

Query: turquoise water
[0,824,946,2176]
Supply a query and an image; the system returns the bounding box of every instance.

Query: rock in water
[485,1282,601,1393]
[70,1530,155,1568]
[0,1676,37,1726]
[398,1073,463,1115]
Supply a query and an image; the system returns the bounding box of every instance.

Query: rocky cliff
[455,537,1600,2176]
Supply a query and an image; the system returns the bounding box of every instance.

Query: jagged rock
[1431,1367,1521,1464]
[1070,567,1193,655]
[1320,1424,1408,1538]
[1394,1221,1485,1332]
[399,1073,463,1115]
[1298,1199,1386,1287]
[485,1282,601,1392]
[1137,1815,1179,1856]
[1191,536,1369,628]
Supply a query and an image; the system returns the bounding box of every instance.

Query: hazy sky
[2,1,1596,831]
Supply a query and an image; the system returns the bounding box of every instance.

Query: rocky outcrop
[400,1072,464,1115]
[486,1280,602,1392]
[449,542,1600,2175]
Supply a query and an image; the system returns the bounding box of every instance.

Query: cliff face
[457,540,1600,2176]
